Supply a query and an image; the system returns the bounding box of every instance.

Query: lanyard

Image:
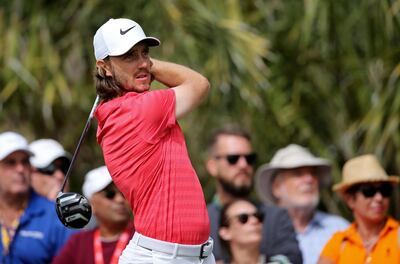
[93,228,130,264]
[1,219,19,255]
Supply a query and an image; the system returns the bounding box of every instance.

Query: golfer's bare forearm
[150,59,210,119]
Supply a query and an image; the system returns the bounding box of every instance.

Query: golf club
[55,96,100,229]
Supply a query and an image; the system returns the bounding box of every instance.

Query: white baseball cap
[93,18,160,60]
[82,166,113,199]
[0,131,33,161]
[29,139,71,169]
[255,144,331,205]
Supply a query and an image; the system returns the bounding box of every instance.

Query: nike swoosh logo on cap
[120,25,136,35]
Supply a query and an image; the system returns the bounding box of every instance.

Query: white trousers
[119,234,216,264]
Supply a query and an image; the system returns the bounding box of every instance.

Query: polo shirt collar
[343,217,397,245]
[19,190,46,225]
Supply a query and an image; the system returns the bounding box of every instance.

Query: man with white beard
[255,144,349,264]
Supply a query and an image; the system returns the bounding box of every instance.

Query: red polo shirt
[95,89,210,245]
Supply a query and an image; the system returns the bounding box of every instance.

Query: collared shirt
[297,211,349,264]
[95,90,210,244]
[0,190,75,264]
[320,217,400,264]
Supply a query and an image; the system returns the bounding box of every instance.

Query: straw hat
[255,144,331,205]
[333,154,399,193]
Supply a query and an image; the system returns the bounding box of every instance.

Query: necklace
[358,220,385,251]
[363,236,378,251]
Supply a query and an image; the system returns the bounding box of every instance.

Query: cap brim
[31,152,71,169]
[141,37,160,47]
[108,37,160,57]
[0,148,33,161]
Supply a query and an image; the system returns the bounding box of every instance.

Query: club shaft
[60,96,100,192]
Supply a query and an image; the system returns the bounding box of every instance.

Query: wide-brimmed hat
[255,144,331,205]
[333,154,399,193]
[93,18,160,60]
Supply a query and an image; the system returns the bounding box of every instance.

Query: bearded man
[205,124,302,264]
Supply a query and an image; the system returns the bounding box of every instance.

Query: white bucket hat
[93,18,160,60]
[255,144,331,204]
[82,166,113,199]
[29,139,71,169]
[0,131,33,161]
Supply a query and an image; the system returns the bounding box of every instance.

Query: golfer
[93,18,214,264]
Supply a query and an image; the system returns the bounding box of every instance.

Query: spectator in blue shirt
[0,131,75,264]
[255,144,349,264]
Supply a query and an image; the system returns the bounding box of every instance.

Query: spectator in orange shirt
[318,154,400,264]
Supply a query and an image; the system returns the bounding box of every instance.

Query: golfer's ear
[96,60,112,77]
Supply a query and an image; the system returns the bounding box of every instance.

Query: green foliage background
[1,0,399,219]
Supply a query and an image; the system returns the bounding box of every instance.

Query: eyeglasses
[228,211,264,225]
[358,184,393,198]
[215,153,257,166]
[37,162,69,176]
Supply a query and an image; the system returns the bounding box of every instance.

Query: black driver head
[55,192,92,229]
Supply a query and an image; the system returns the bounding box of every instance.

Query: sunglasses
[100,185,121,200]
[215,153,257,166]
[37,162,69,176]
[228,211,264,225]
[357,184,393,198]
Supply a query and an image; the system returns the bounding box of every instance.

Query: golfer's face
[109,42,152,93]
